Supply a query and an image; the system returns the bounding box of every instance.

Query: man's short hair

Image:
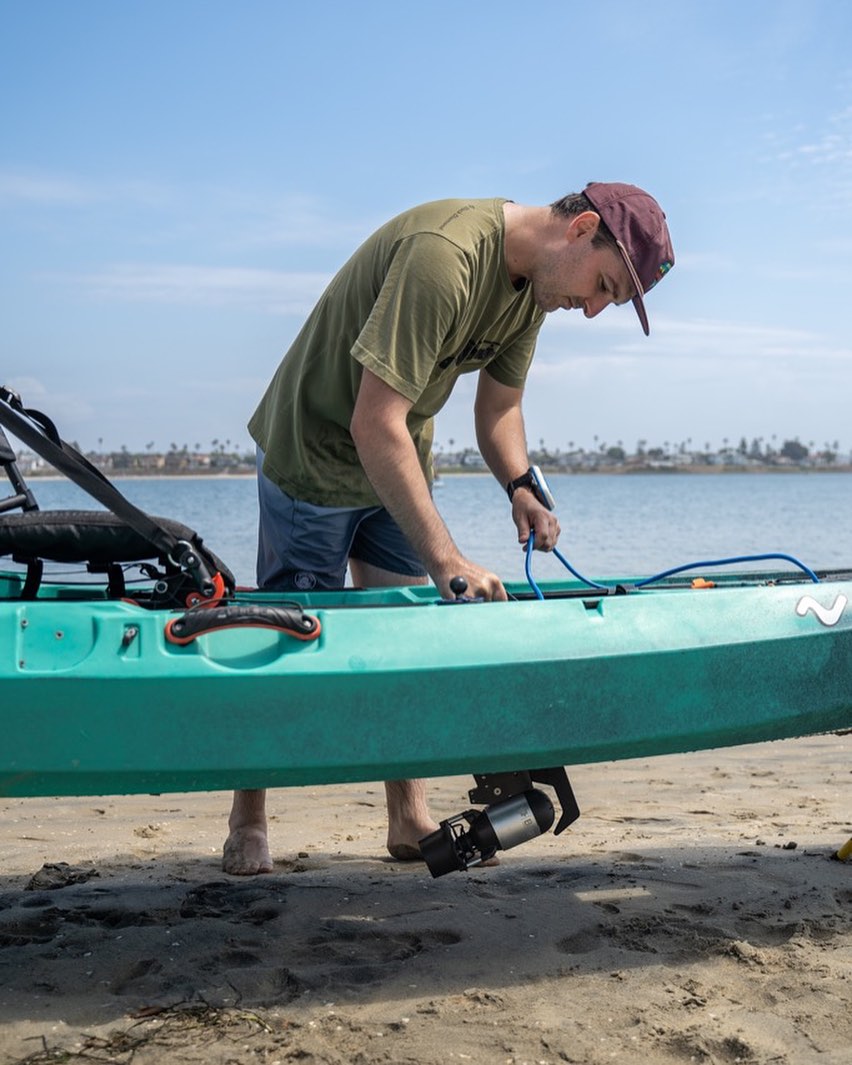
[550,193,620,252]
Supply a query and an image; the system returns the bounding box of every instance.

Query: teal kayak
[1,566,850,798]
[1,385,850,814]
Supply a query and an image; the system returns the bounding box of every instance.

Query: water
[16,471,852,587]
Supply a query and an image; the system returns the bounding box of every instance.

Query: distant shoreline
[21,463,852,480]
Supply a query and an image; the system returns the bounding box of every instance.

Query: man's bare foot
[385,779,439,861]
[387,835,500,867]
[387,814,440,861]
[224,789,272,875]
[222,825,273,875]
[387,840,431,861]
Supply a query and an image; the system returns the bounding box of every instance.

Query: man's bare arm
[350,369,507,600]
[474,371,561,551]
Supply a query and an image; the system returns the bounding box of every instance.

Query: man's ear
[565,211,601,242]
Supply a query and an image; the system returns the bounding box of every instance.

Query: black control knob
[449,576,468,599]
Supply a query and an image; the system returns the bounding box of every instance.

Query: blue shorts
[255,450,427,591]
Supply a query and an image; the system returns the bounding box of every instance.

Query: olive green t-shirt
[249,198,545,506]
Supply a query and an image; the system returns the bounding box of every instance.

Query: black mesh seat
[0,386,235,607]
[0,509,226,567]
[0,509,235,602]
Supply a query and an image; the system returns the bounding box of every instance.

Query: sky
[2,0,851,458]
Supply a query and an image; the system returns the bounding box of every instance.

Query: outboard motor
[418,767,581,877]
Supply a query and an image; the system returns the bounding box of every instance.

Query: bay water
[22,471,852,588]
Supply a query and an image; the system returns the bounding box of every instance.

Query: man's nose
[583,294,611,319]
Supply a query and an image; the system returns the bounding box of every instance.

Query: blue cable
[524,534,544,599]
[634,553,820,586]
[527,532,608,599]
[524,531,820,596]
[525,531,606,594]
[551,546,608,590]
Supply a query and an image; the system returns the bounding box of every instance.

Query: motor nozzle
[419,788,555,878]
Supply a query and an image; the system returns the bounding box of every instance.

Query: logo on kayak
[795,594,848,627]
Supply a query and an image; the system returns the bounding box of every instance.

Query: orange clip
[184,571,227,608]
[691,577,716,589]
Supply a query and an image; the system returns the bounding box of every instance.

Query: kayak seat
[0,509,234,602]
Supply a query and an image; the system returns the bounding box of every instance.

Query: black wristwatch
[506,465,555,510]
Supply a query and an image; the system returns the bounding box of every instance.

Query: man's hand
[511,490,561,551]
[433,558,508,602]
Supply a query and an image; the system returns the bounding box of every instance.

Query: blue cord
[634,553,820,587]
[526,532,607,597]
[552,547,608,590]
[524,531,820,596]
[523,533,544,598]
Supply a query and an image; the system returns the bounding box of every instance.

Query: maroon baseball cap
[583,182,674,336]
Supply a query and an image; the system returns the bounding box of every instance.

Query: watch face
[530,465,556,510]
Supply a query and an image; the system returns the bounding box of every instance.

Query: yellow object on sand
[833,837,852,862]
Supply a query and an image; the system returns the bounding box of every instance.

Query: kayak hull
[2,572,850,797]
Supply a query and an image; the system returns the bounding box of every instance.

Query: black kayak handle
[165,604,321,645]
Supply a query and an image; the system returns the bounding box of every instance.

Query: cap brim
[615,239,650,336]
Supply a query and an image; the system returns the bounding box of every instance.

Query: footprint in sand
[305,922,462,987]
[179,880,286,924]
[0,905,64,946]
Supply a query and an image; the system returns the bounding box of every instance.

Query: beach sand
[1,733,850,1065]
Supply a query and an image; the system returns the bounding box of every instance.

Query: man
[223,182,674,875]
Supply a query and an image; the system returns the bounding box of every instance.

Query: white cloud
[760,102,852,207]
[0,168,366,255]
[0,376,95,448]
[0,168,170,209]
[536,311,844,364]
[231,193,375,250]
[58,264,332,315]
[0,170,94,206]
[2,376,49,400]
[792,105,852,166]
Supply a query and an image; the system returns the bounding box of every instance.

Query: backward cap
[583,181,674,336]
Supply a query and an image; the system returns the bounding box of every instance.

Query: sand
[1,733,850,1065]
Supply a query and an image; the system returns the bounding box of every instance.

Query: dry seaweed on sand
[10,1003,278,1065]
